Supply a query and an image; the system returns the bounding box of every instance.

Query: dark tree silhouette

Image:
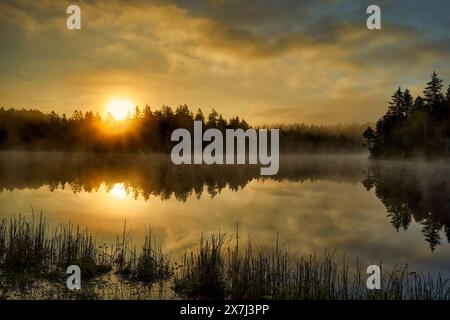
[0,105,366,153]
[365,72,450,158]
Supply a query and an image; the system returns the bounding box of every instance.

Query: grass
[1,214,450,300]
[0,212,111,282]
[174,233,227,299]
[0,214,47,274]
[174,231,450,300]
[115,222,172,283]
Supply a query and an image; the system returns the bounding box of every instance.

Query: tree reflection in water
[3,152,449,251]
[363,161,450,251]
[0,152,366,201]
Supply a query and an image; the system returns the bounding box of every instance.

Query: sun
[109,183,127,199]
[106,99,134,120]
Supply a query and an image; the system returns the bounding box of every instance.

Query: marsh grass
[115,222,172,283]
[1,214,450,300]
[0,214,47,274]
[174,232,450,300]
[0,212,111,283]
[0,214,172,285]
[50,223,112,280]
[174,233,227,299]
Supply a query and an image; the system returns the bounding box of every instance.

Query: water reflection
[363,161,450,251]
[0,152,449,256]
[0,152,366,201]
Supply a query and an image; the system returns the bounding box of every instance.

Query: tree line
[364,72,450,158]
[0,105,365,153]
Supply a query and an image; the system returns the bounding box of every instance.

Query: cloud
[1,0,450,124]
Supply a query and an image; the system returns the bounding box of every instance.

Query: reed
[174,233,227,299]
[174,232,450,300]
[1,214,450,300]
[115,223,172,283]
[0,212,110,280]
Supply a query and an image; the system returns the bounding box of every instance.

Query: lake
[0,151,449,278]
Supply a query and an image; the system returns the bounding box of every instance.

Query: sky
[1,0,450,125]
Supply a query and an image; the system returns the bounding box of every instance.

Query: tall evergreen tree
[194,108,205,123]
[367,72,450,158]
[388,87,404,116]
[423,71,444,110]
[207,108,219,128]
[402,89,414,118]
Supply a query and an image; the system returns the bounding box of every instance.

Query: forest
[364,72,450,158]
[0,105,366,154]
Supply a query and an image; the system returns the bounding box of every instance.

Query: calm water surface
[0,152,449,275]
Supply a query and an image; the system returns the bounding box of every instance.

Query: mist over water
[0,152,449,276]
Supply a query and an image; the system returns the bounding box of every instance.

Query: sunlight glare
[106,99,134,120]
[109,183,127,199]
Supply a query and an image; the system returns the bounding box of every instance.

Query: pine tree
[413,96,425,111]
[207,108,219,128]
[402,89,413,118]
[423,71,444,110]
[217,114,227,131]
[388,87,404,116]
[194,108,204,123]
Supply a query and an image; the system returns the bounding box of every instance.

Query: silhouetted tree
[364,72,450,158]
[207,108,219,128]
[424,71,444,111]
[0,105,365,153]
[194,108,205,123]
